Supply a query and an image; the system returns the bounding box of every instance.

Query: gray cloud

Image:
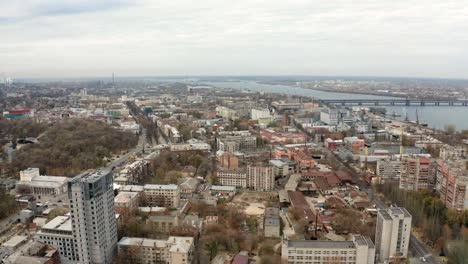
[1,0,468,78]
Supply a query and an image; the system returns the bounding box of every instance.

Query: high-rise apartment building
[247,165,275,191]
[375,207,412,263]
[68,169,118,264]
[399,157,435,191]
[435,160,468,210]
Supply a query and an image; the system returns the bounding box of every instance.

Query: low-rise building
[217,131,257,153]
[16,168,68,200]
[376,158,401,181]
[324,138,344,151]
[143,184,180,208]
[217,169,247,188]
[269,159,296,177]
[263,207,280,238]
[117,236,194,264]
[282,235,375,264]
[179,178,198,198]
[36,216,78,263]
[344,137,365,154]
[114,191,139,214]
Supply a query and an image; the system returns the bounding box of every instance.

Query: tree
[205,240,219,260]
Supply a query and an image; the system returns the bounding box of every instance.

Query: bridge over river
[321,99,468,106]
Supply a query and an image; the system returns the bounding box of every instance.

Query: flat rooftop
[71,169,111,183]
[118,237,167,248]
[115,192,139,204]
[144,184,179,191]
[42,216,72,232]
[288,240,355,249]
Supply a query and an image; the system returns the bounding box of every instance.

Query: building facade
[118,236,194,264]
[282,235,375,264]
[216,169,247,188]
[217,131,257,153]
[68,169,118,264]
[36,216,78,263]
[16,168,68,200]
[375,207,412,263]
[376,158,401,181]
[143,184,180,208]
[399,157,435,191]
[435,160,468,210]
[247,165,275,191]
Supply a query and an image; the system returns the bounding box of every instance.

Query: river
[205,81,468,131]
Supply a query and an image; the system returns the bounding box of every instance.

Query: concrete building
[217,131,257,153]
[285,174,302,191]
[399,157,436,191]
[269,159,296,177]
[282,235,375,264]
[344,137,365,154]
[217,165,275,191]
[36,216,78,263]
[217,151,239,170]
[263,207,280,238]
[114,191,139,214]
[439,145,466,161]
[117,160,149,185]
[435,160,468,210]
[179,178,198,198]
[143,184,180,208]
[68,169,118,264]
[247,165,275,191]
[320,109,338,125]
[251,108,272,120]
[324,138,344,151]
[376,158,401,181]
[16,168,68,200]
[216,169,247,188]
[117,236,194,264]
[375,207,412,263]
[215,106,238,120]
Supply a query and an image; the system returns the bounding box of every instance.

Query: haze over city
[2,0,468,78]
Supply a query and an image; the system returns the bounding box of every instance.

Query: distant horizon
[10,74,468,83]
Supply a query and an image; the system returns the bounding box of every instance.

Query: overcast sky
[1,0,468,79]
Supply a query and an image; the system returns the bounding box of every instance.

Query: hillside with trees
[8,119,138,176]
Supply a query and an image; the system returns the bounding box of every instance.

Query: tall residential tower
[375,207,412,263]
[68,169,118,264]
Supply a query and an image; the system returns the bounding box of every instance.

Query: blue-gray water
[206,81,468,131]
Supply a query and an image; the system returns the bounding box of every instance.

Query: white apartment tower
[68,169,118,264]
[375,207,412,263]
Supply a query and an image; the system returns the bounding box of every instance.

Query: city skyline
[2,0,468,79]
